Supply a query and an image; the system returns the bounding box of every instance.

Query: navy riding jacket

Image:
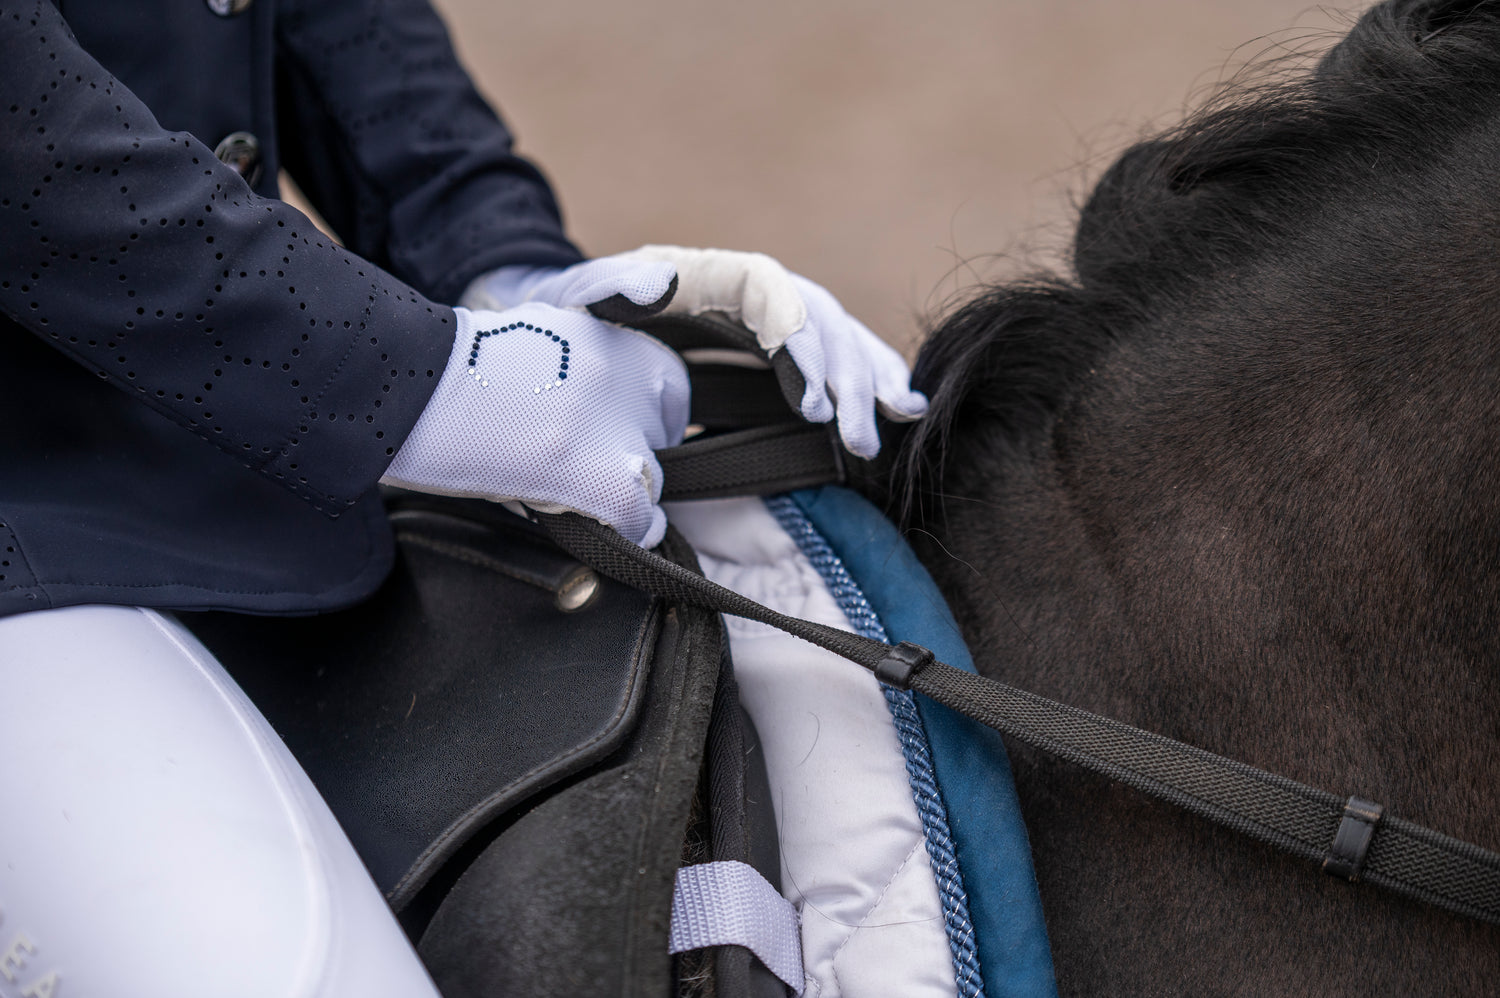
[0,0,583,617]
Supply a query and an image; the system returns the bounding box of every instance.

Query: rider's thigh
[0,604,440,998]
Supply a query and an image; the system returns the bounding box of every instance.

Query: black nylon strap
[657,424,845,502]
[634,309,846,500]
[638,311,809,419]
[682,365,798,431]
[536,510,1500,927]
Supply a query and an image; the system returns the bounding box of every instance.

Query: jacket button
[214,131,264,188]
[205,0,253,15]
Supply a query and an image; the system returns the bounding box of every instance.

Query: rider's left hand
[462,247,928,459]
[611,246,926,459]
[459,255,679,322]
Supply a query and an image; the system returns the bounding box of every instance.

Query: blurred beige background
[428,1,1350,351]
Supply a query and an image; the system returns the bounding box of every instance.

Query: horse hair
[896,0,1500,523]
[887,1,1500,992]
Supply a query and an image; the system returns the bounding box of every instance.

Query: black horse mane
[894,0,1500,521]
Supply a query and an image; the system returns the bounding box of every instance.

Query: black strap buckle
[1322,796,1385,882]
[873,641,934,690]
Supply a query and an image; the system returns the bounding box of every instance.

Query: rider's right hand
[380,304,690,548]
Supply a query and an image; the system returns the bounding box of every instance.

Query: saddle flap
[188,495,660,907]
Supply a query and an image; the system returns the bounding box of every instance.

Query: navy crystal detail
[465,322,571,393]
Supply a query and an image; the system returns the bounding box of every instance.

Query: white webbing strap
[668,860,805,994]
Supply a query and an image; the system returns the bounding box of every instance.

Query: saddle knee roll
[0,605,439,998]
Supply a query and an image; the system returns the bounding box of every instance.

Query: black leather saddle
[186,491,783,997]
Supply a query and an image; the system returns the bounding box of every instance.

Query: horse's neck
[911,327,1500,991]
[921,321,1500,845]
[901,42,1500,988]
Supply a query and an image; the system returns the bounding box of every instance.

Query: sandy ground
[423,1,1352,353]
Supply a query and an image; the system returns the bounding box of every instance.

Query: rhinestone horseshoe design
[466,321,571,394]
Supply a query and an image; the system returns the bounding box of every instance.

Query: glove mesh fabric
[383,305,689,546]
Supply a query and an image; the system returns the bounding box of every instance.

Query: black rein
[538,501,1500,928]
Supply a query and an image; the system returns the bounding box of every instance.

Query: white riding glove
[463,248,928,459]
[382,304,690,548]
[616,246,926,458]
[460,255,679,322]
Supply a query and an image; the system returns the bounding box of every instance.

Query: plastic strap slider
[873,641,934,690]
[1322,796,1384,882]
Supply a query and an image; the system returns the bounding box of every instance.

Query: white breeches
[0,605,440,998]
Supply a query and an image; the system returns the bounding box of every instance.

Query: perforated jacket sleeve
[0,1,455,515]
[273,0,585,305]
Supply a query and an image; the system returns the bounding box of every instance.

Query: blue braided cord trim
[764,494,987,998]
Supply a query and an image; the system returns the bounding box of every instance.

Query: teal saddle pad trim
[765,493,987,996]
[789,487,1058,998]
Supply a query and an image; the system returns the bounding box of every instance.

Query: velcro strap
[669,860,805,994]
